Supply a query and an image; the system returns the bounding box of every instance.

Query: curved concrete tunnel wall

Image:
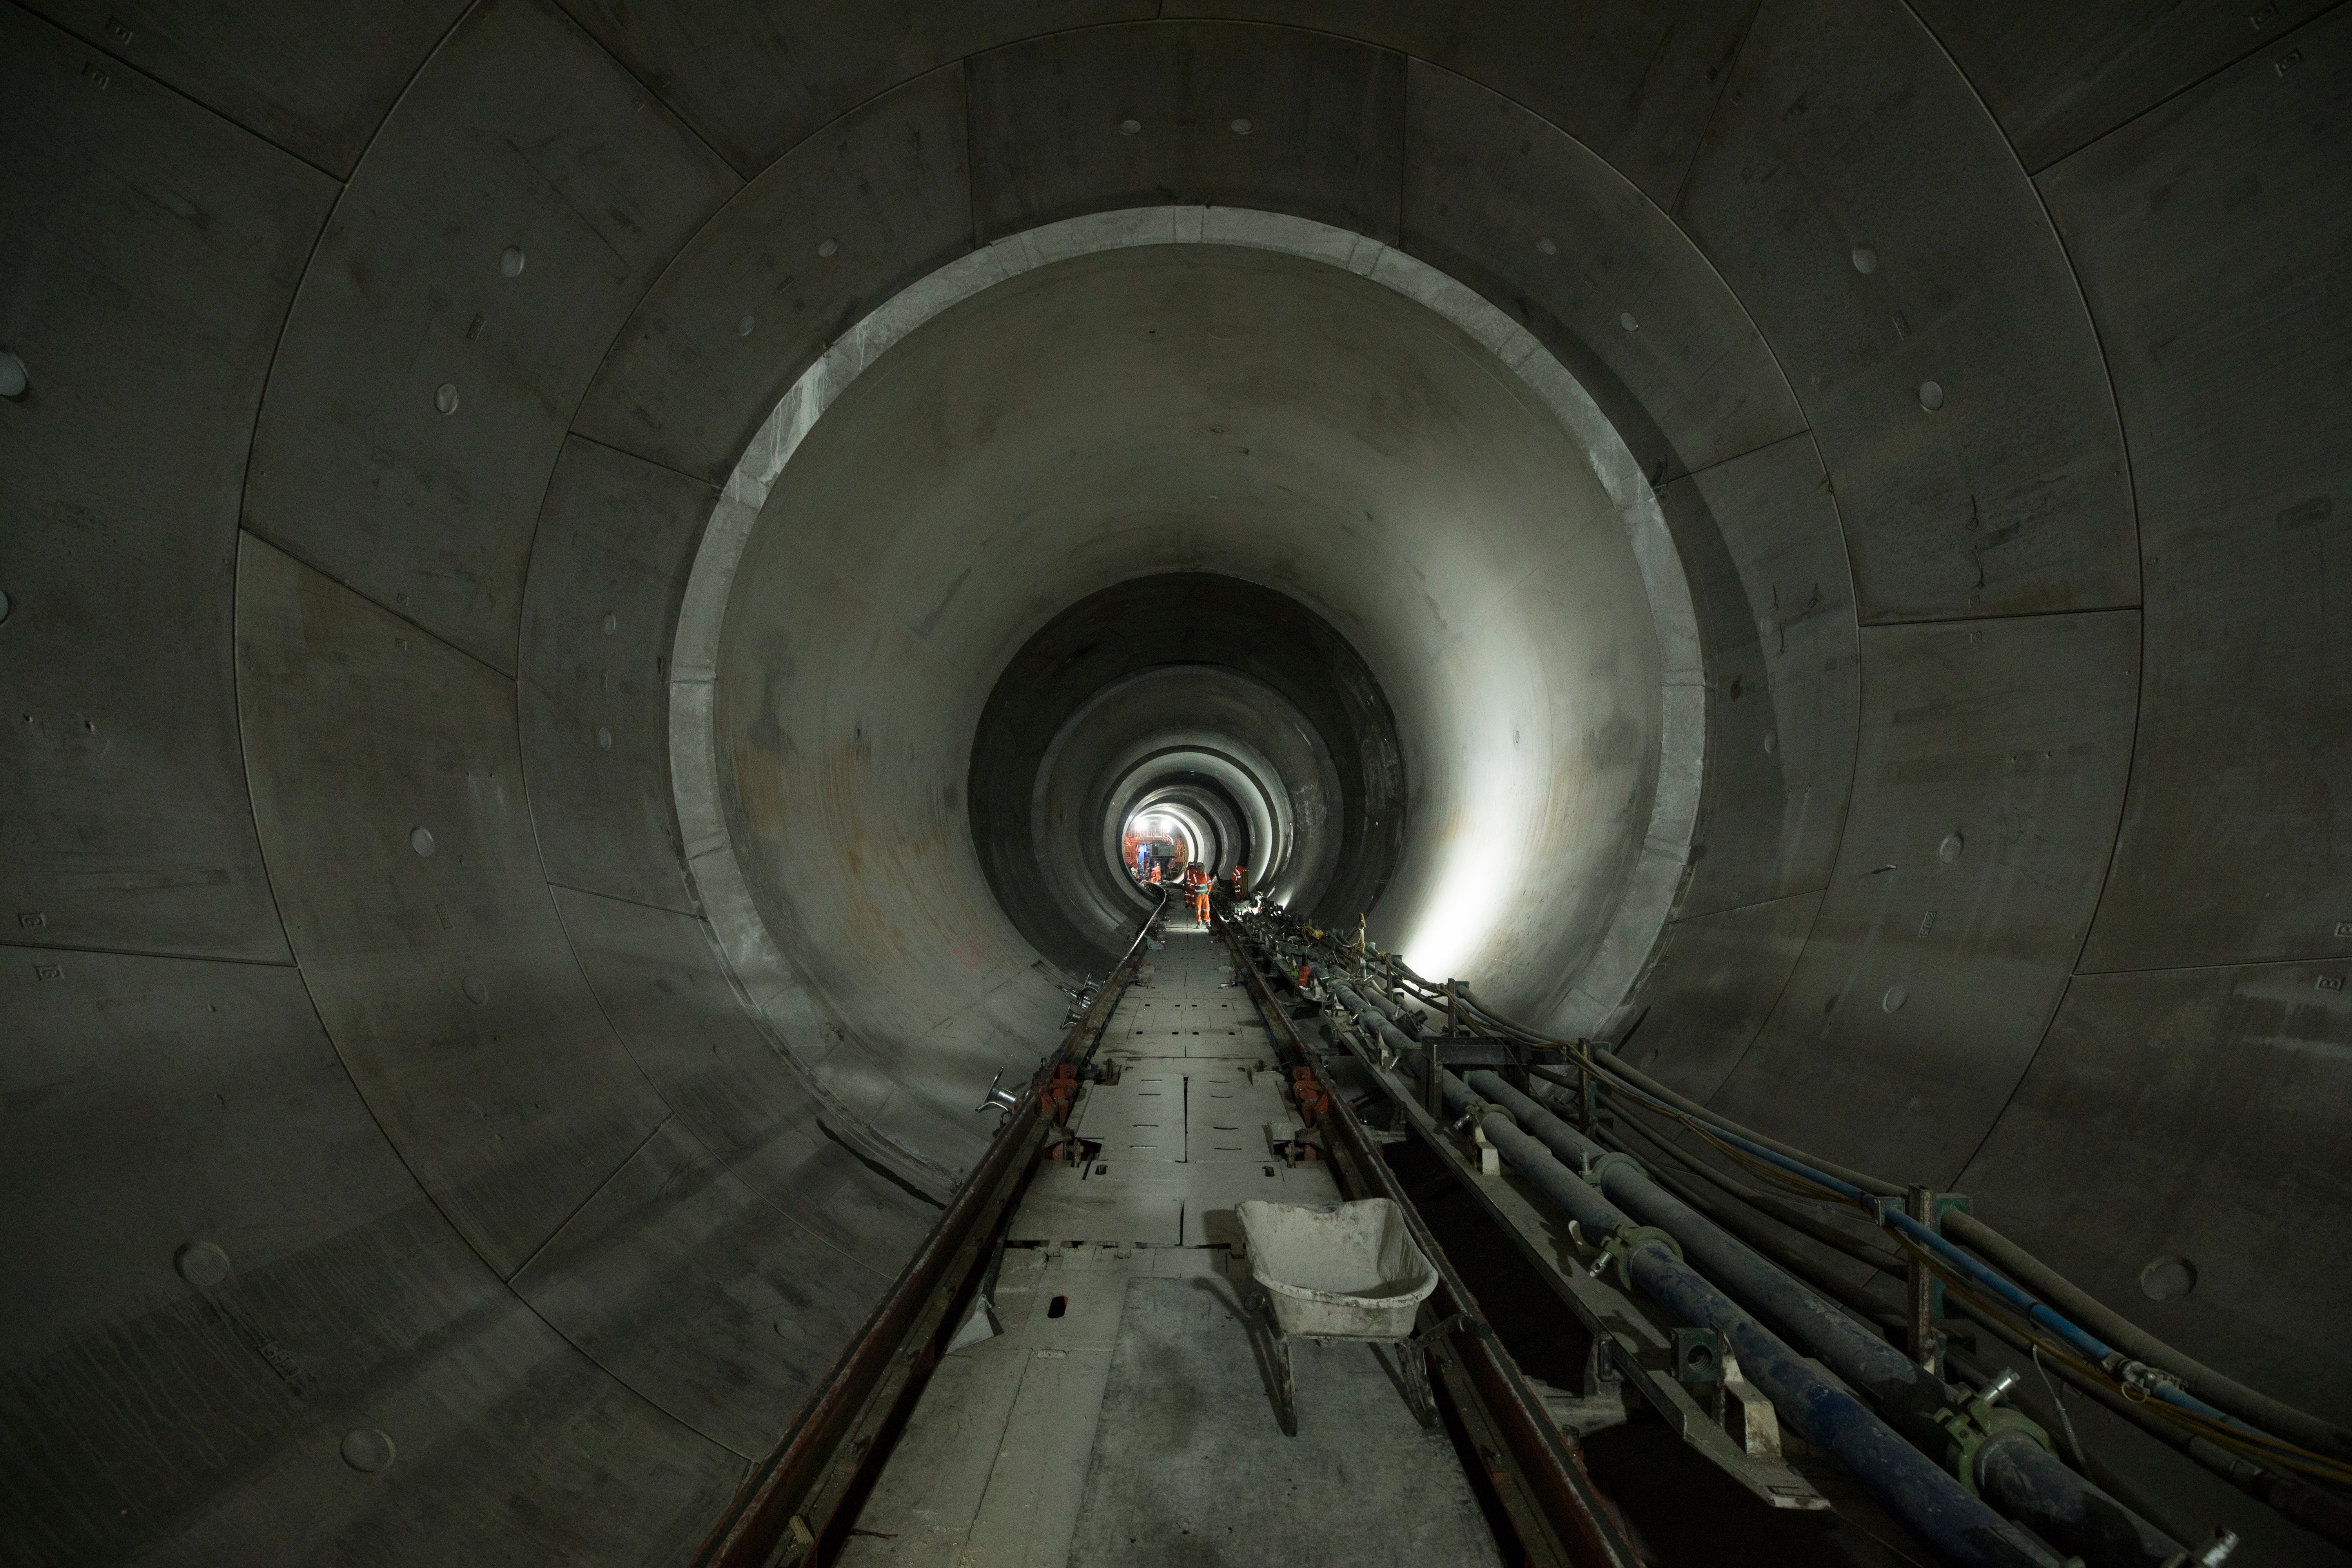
[972,573,1412,977]
[690,229,1691,1089]
[3,4,2348,1566]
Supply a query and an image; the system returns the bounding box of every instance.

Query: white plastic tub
[1236,1198,1439,1342]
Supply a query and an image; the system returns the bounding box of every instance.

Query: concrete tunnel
[2,2,2347,1564]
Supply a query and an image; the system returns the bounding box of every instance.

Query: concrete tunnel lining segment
[672,209,1704,1178]
[6,5,2350,1563]
[983,582,1396,978]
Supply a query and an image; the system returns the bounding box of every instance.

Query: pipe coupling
[1591,1224,1683,1292]
[2108,1356,2185,1401]
[1451,1096,1499,1132]
[1581,1150,1644,1189]
[1936,1381,2054,1498]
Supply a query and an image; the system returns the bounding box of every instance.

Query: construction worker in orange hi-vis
[1185,862,1211,926]
[1230,863,1247,898]
[1147,862,1161,887]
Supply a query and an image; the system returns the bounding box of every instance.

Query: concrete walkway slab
[841,931,1494,1568]
[1067,1274,1501,1568]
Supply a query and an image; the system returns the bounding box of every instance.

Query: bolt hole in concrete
[1918,379,1945,412]
[174,1241,232,1289]
[462,976,489,1005]
[1938,832,1965,863]
[737,314,755,336]
[2140,1257,2198,1302]
[1230,118,1253,134]
[499,245,524,278]
[0,349,26,397]
[1535,236,1557,256]
[1619,311,1639,331]
[818,237,838,258]
[1048,1295,1070,1319]
[1118,118,1141,135]
[409,826,435,857]
[1852,245,1879,274]
[434,382,459,415]
[0,588,10,624]
[339,1429,396,1474]
[1882,984,1908,1013]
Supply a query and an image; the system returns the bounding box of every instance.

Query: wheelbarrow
[1236,1198,1442,1435]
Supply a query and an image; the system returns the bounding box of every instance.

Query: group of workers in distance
[1137,857,1247,926]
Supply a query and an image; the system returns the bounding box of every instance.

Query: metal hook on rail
[973,1070,1022,1116]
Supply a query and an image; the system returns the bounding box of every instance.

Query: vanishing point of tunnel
[3,4,2348,1568]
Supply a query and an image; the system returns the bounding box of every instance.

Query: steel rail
[1267,915,2310,1563]
[693,894,1167,1568]
[1307,974,2074,1568]
[1465,1067,2185,1568]
[1216,911,1645,1568]
[1327,914,2349,1472]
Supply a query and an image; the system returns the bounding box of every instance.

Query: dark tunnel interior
[969,573,1406,976]
[2,2,2349,1566]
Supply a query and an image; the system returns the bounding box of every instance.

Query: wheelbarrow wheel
[1398,1341,1437,1428]
[1258,1297,1299,1436]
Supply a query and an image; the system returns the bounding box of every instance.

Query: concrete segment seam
[1665,0,1767,222]
[2008,0,2352,178]
[1685,428,1858,1106]
[0,0,356,185]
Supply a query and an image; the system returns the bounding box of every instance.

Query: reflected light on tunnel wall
[1390,613,1641,992]
[1396,762,1521,981]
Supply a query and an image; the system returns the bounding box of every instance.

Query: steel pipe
[1581,1042,2348,1468]
[1953,1299,2352,1554]
[1477,1069,2183,1568]
[1374,970,2349,1485]
[1314,984,2063,1568]
[1943,1213,2352,1466]
[1560,1047,2267,1450]
[1476,1071,1949,1428]
[1314,977,2213,1568]
[1223,925,1643,1568]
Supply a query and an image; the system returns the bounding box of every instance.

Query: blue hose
[1464,1069,2182,1568]
[1296,953,2220,1568]
[1580,1053,2248,1438]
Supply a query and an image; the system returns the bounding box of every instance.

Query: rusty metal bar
[694,894,1167,1568]
[1215,915,1644,1568]
[1907,1185,1940,1374]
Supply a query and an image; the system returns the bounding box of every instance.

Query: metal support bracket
[974,1069,1022,1116]
[1673,1327,1726,1385]
[1905,1188,1971,1376]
